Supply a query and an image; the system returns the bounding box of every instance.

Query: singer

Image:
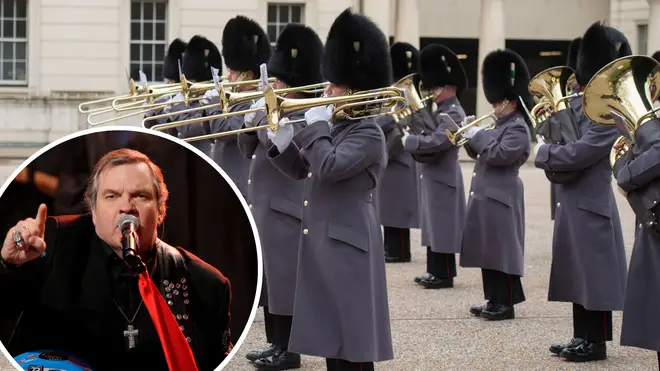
[0,148,233,371]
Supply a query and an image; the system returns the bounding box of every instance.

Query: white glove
[244,97,266,128]
[534,135,546,156]
[401,128,410,146]
[204,89,219,100]
[305,105,334,126]
[268,118,293,152]
[461,115,476,127]
[463,125,484,139]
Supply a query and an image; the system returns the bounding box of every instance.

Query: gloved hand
[463,125,484,139]
[534,135,546,157]
[245,97,266,128]
[401,128,410,146]
[305,105,334,126]
[460,115,476,127]
[267,118,294,152]
[202,89,219,104]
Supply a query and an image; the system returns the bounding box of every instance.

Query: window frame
[266,3,305,45]
[0,0,29,87]
[129,0,168,84]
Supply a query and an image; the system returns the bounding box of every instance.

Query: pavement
[0,159,656,371]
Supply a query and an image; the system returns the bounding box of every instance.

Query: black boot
[480,304,515,320]
[385,254,411,263]
[414,273,432,284]
[420,276,453,289]
[560,341,607,362]
[246,345,278,362]
[549,338,585,355]
[254,348,301,370]
[470,301,495,317]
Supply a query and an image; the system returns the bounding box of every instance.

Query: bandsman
[375,42,421,264]
[533,22,629,362]
[237,23,325,370]
[266,8,394,371]
[460,49,532,321]
[405,44,468,289]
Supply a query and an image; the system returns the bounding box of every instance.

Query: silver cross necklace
[114,298,144,350]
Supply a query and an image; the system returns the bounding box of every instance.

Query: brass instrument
[142,82,329,127]
[151,84,408,142]
[445,112,498,146]
[581,55,660,167]
[566,72,579,96]
[528,66,578,126]
[77,78,173,114]
[391,73,434,123]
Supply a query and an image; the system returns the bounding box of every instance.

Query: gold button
[252,155,256,159]
[303,229,309,235]
[420,175,423,179]
[470,191,474,196]
[556,202,560,207]
[477,155,480,159]
[249,204,253,209]
[307,172,312,178]
[304,200,308,206]
[639,223,643,229]
[248,179,252,185]
[472,172,476,177]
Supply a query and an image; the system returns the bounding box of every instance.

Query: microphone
[117,214,146,274]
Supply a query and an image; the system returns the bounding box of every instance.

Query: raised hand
[1,203,48,266]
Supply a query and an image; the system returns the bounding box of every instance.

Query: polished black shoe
[254,348,301,370]
[550,338,585,355]
[385,254,411,263]
[414,272,432,284]
[420,276,454,289]
[480,304,515,320]
[470,302,495,316]
[560,341,607,362]
[246,345,277,362]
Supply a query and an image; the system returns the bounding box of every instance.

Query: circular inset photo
[0,127,262,371]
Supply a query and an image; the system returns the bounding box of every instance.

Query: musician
[143,38,187,132]
[0,149,233,371]
[653,50,660,63]
[374,42,420,264]
[405,44,467,289]
[547,37,581,221]
[237,23,324,370]
[266,8,393,371]
[165,35,223,156]
[204,15,272,197]
[460,49,532,321]
[533,22,629,362]
[612,122,660,369]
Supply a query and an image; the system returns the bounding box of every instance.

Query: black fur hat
[267,23,324,89]
[163,38,187,82]
[652,50,660,63]
[576,22,632,86]
[482,49,533,114]
[420,44,468,94]
[323,8,392,91]
[222,15,272,76]
[566,37,581,70]
[390,42,419,81]
[181,35,222,82]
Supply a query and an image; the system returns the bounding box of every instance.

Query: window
[130,0,167,82]
[638,23,648,56]
[267,3,305,43]
[0,0,28,86]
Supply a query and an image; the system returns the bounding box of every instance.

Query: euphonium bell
[582,55,660,167]
[528,66,576,127]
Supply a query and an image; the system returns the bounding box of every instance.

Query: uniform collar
[436,95,459,112]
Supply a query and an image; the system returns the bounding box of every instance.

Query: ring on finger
[12,230,25,248]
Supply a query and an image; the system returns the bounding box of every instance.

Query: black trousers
[325,358,375,371]
[572,303,612,343]
[482,269,525,306]
[263,306,294,349]
[383,226,410,259]
[427,247,457,279]
[264,306,274,344]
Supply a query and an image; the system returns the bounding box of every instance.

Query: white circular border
[0,125,264,371]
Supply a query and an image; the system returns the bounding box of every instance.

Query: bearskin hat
[163,38,187,82]
[482,49,533,116]
[566,37,581,70]
[652,50,660,63]
[222,15,272,76]
[420,44,468,95]
[390,42,420,81]
[267,24,324,90]
[181,35,222,82]
[323,8,392,91]
[575,22,631,86]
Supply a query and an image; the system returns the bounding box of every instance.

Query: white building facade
[0,0,654,149]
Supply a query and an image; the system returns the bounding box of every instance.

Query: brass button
[556,202,560,207]
[307,172,312,178]
[472,172,476,177]
[249,204,253,209]
[252,155,256,159]
[420,175,423,179]
[303,229,309,235]
[470,191,474,196]
[248,179,252,185]
[304,200,308,206]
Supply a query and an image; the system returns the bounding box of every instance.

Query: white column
[476,0,505,117]
[362,0,391,40]
[647,0,660,55]
[394,0,420,49]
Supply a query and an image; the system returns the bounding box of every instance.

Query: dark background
[0,130,259,348]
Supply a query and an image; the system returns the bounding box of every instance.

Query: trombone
[151,84,408,142]
[142,82,329,127]
[445,112,498,147]
[581,54,660,168]
[77,78,167,114]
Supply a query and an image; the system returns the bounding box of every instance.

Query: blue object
[13,350,94,371]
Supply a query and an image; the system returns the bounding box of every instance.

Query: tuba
[581,55,660,168]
